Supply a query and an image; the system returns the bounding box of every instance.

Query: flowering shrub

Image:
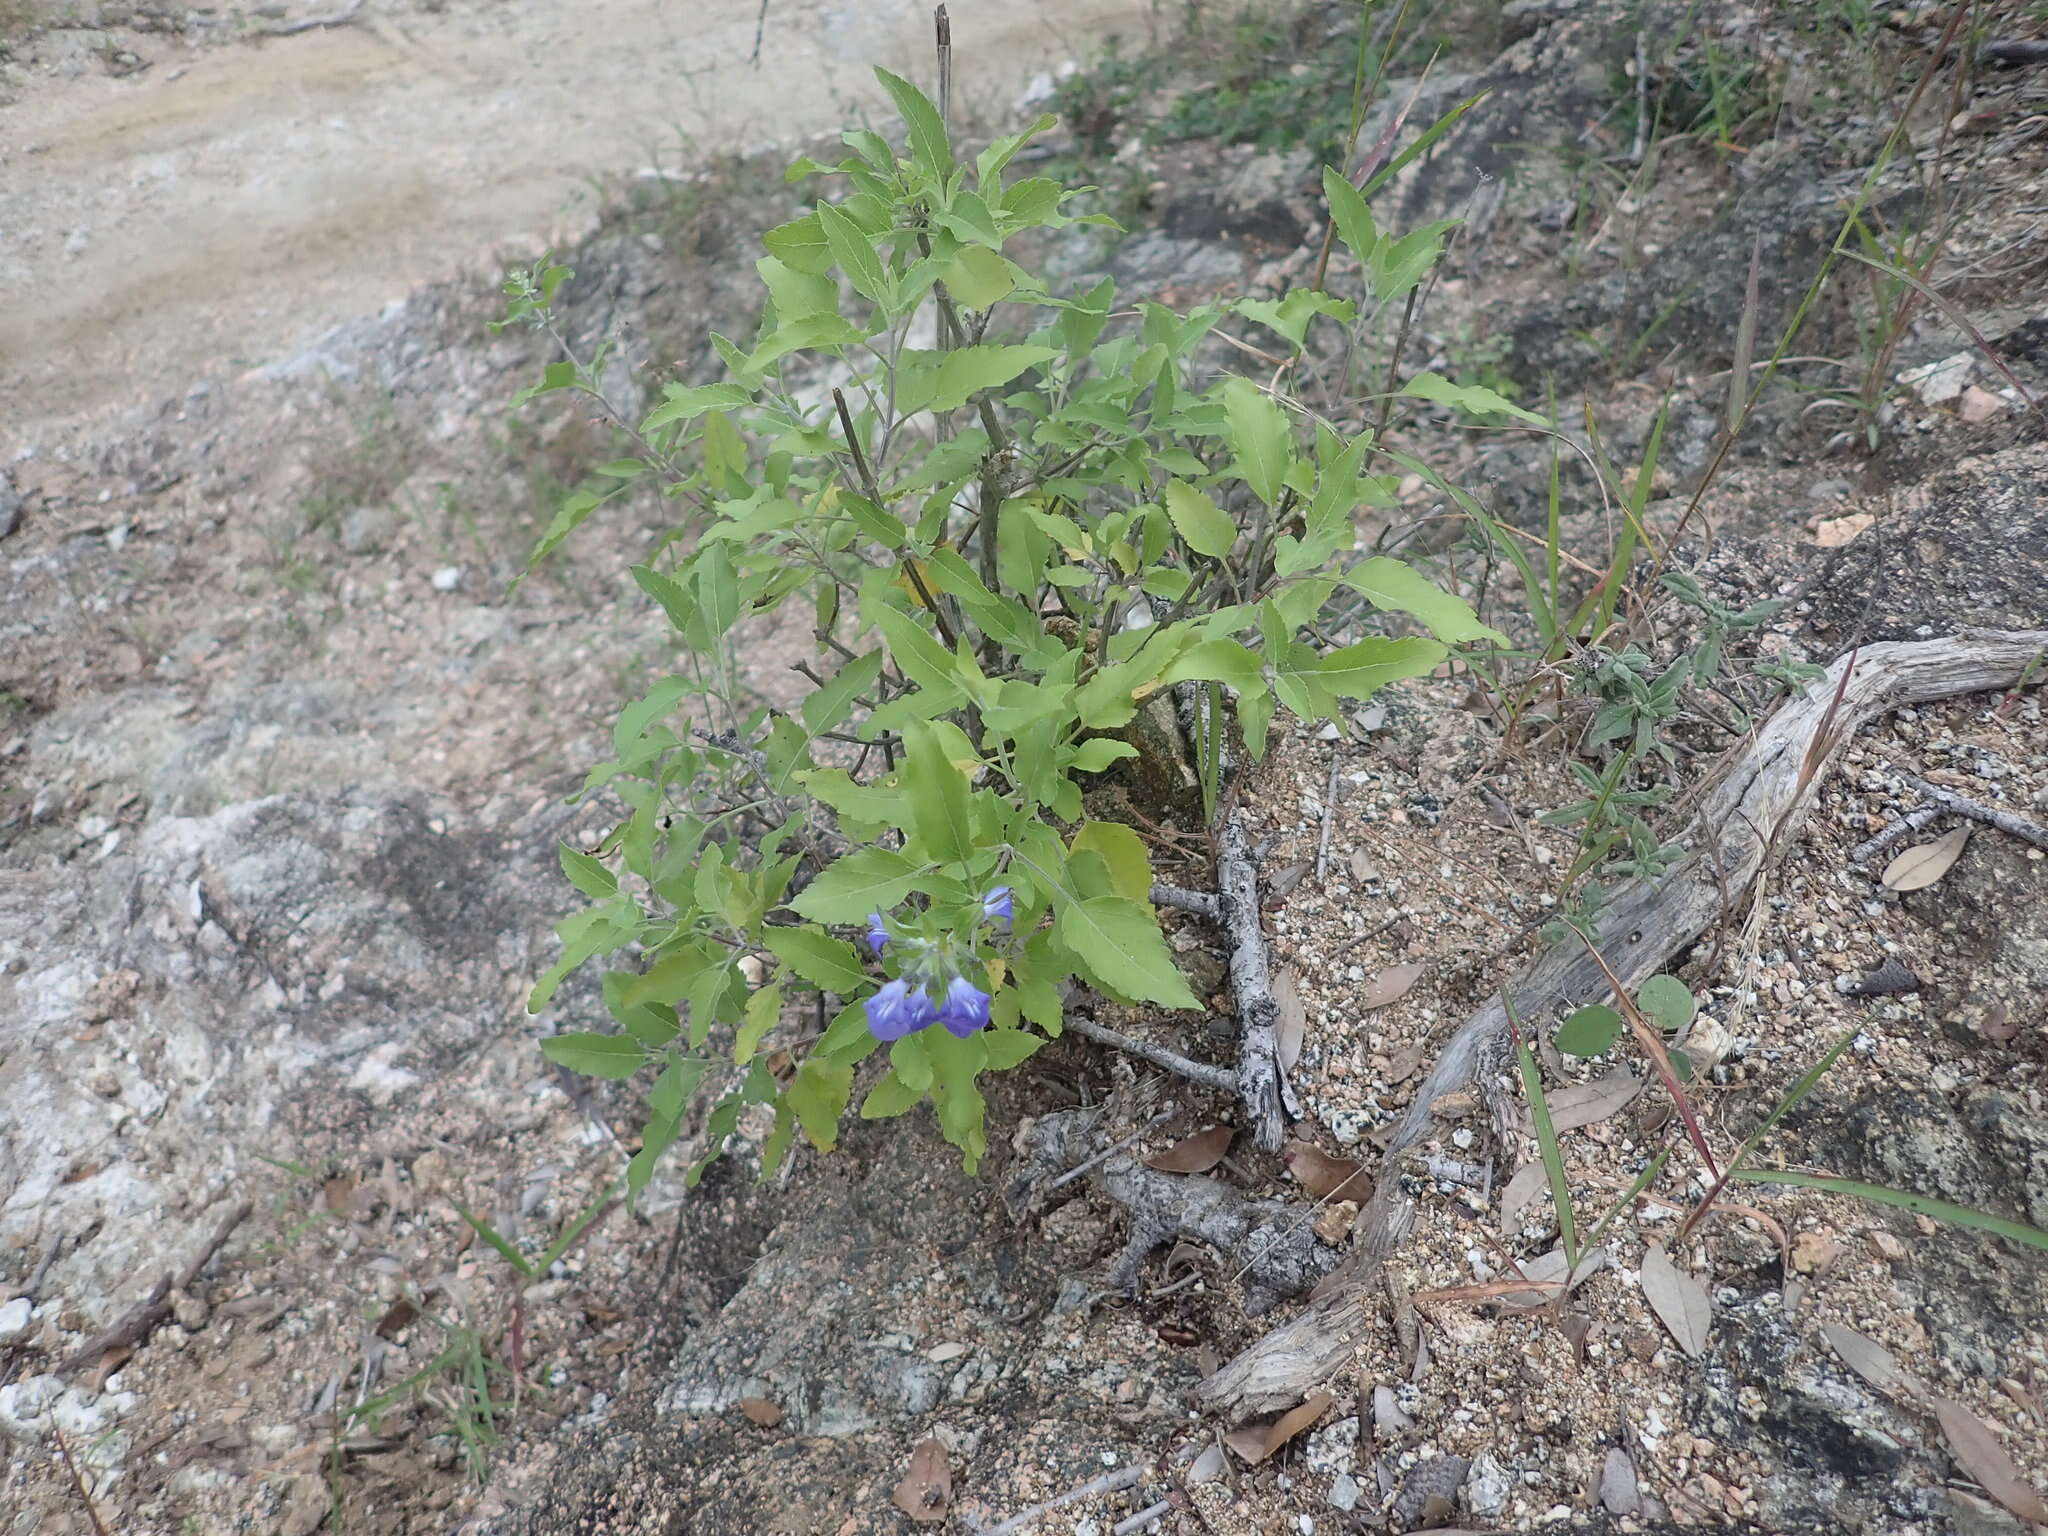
[500,69,1526,1196]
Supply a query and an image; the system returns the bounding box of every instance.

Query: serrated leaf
[1342,556,1505,644]
[1222,376,1290,505]
[1321,165,1378,269]
[539,1032,646,1079]
[817,200,891,308]
[1068,821,1154,906]
[763,927,867,993]
[1163,479,1237,559]
[930,344,1057,412]
[981,1027,1046,1070]
[762,212,832,274]
[1639,1244,1711,1358]
[1881,824,1969,892]
[787,1058,854,1151]
[1317,636,1445,700]
[1399,369,1549,425]
[860,1068,921,1119]
[558,843,617,900]
[942,244,1015,308]
[1068,738,1139,773]
[735,981,783,1063]
[790,847,921,922]
[1056,895,1199,1008]
[875,67,952,180]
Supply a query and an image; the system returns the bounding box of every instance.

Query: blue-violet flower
[865,978,937,1042]
[981,885,1014,930]
[938,974,992,1038]
[864,911,890,956]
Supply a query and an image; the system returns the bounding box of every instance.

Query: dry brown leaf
[1146,1125,1235,1174]
[892,1437,953,1524]
[1639,1245,1712,1359]
[1361,962,1424,1009]
[1227,1390,1337,1463]
[1350,848,1380,882]
[372,1297,418,1340]
[739,1396,784,1427]
[1283,1139,1371,1201]
[1814,511,1875,547]
[1499,1159,1549,1236]
[1186,1442,1228,1485]
[1882,824,1970,892]
[1822,1323,1928,1404]
[1547,1069,1644,1132]
[1383,1043,1425,1084]
[1273,965,1306,1071]
[1932,1397,2048,1526]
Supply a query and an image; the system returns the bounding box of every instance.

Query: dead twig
[1065,1014,1235,1094]
[1314,754,1342,884]
[1198,629,2048,1419]
[51,1425,113,1536]
[255,0,363,36]
[974,1463,1145,1536]
[60,1201,253,1375]
[1043,1110,1176,1196]
[1151,883,1221,921]
[1218,815,1287,1151]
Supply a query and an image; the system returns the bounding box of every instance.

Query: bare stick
[934,6,952,133]
[1895,772,2048,851]
[61,1201,253,1374]
[1849,802,1943,865]
[1315,754,1342,884]
[256,0,362,36]
[975,1463,1144,1536]
[1199,629,2048,1419]
[1151,883,1220,920]
[1043,1110,1176,1195]
[1218,815,1286,1151]
[1066,1014,1234,1094]
[748,0,769,65]
[1113,1501,1171,1535]
[51,1425,112,1536]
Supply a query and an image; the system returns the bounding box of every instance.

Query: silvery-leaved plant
[496,68,1532,1197]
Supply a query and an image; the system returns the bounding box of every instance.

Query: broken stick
[1218,814,1288,1152]
[1198,628,2048,1418]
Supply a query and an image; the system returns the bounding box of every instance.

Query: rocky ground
[3,1,2047,1534]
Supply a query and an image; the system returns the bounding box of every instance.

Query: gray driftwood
[1218,815,1289,1152]
[1199,628,2048,1418]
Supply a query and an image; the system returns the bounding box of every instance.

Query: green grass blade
[1582,1146,1671,1254]
[448,1196,536,1280]
[1732,1170,2048,1252]
[1508,995,1578,1269]
[537,1181,621,1273]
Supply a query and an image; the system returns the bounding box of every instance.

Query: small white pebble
[431,565,464,591]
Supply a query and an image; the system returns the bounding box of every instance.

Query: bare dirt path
[0,0,1149,439]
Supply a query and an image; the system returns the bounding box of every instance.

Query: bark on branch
[1198,629,2048,1418]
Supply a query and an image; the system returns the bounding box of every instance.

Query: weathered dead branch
[1218,815,1288,1152]
[1198,629,2048,1418]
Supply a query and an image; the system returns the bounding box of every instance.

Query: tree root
[1198,628,2048,1418]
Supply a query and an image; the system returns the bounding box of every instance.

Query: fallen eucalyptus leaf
[1933,1397,2048,1526]
[892,1437,953,1524]
[1639,1245,1711,1359]
[1499,1159,1549,1236]
[1227,1389,1337,1463]
[1822,1322,1927,1403]
[1186,1442,1228,1486]
[739,1396,784,1427]
[1362,961,1424,1009]
[1546,1068,1644,1131]
[1146,1124,1235,1174]
[1274,964,1306,1071]
[1283,1139,1372,1201]
[1882,824,1969,892]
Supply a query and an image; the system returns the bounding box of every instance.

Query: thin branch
[1218,815,1287,1151]
[975,1464,1145,1536]
[1150,883,1220,921]
[1065,1014,1234,1094]
[61,1201,252,1374]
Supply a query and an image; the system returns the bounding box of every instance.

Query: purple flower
[864,978,937,1042]
[981,886,1013,930]
[865,912,890,956]
[937,974,992,1038]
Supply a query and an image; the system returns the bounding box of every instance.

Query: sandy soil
[0,0,1154,438]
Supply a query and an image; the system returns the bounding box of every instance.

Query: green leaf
[1343,557,1506,644]
[1162,479,1237,559]
[762,212,833,274]
[890,1030,934,1092]
[1068,738,1139,773]
[874,603,965,706]
[1317,636,1445,699]
[817,200,892,309]
[1160,638,1264,692]
[800,649,885,735]
[790,847,922,922]
[1222,376,1290,505]
[875,66,952,179]
[763,927,868,993]
[558,844,617,900]
[930,344,1058,412]
[1371,221,1455,304]
[1069,822,1155,906]
[859,1069,922,1120]
[1636,975,1696,1034]
[1056,895,1199,1008]
[735,981,784,1063]
[1556,1004,1623,1056]
[755,255,839,322]
[521,488,604,574]
[1731,1171,2048,1253]
[902,719,975,866]
[643,381,754,431]
[787,1058,854,1150]
[982,1027,1046,1069]
[1321,165,1379,270]
[942,245,1016,308]
[1399,370,1550,426]
[540,1032,646,1080]
[977,112,1057,188]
